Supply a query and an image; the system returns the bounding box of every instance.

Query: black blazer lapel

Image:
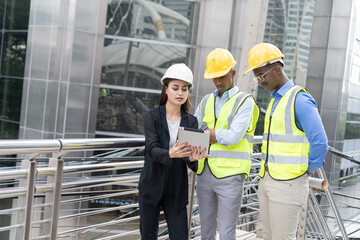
[159,105,170,149]
[180,107,189,128]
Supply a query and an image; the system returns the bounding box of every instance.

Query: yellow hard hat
[243,43,285,74]
[204,48,237,79]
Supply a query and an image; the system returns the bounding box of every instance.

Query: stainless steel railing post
[41,153,66,239]
[14,157,37,240]
[317,167,349,240]
[49,155,65,240]
[308,189,331,238]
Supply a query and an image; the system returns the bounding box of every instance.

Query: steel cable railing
[0,137,355,239]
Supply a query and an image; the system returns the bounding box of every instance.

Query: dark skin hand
[205,128,217,144]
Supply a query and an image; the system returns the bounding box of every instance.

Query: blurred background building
[0,0,359,204]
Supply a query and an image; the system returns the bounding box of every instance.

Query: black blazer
[138,105,198,212]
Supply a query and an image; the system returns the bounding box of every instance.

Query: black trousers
[139,192,188,240]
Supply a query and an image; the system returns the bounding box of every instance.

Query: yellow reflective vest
[197,91,259,178]
[260,85,310,180]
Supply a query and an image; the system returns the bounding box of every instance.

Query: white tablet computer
[177,127,210,156]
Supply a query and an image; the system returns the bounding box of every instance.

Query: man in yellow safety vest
[243,43,328,240]
[194,48,259,240]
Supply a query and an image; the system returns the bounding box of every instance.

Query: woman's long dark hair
[158,78,192,113]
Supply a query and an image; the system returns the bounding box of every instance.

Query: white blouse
[167,119,180,149]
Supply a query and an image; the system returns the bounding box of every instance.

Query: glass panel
[0,1,4,28]
[65,84,91,134]
[102,40,189,89]
[347,113,360,122]
[99,1,199,137]
[25,79,46,130]
[0,120,19,139]
[105,0,198,44]
[96,89,159,135]
[5,0,31,30]
[1,32,27,77]
[70,31,97,84]
[345,122,360,140]
[0,77,23,122]
[264,0,315,84]
[255,0,317,133]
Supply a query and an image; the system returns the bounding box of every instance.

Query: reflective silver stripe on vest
[227,92,249,126]
[200,94,212,127]
[263,133,308,144]
[261,153,308,165]
[284,86,302,133]
[210,150,249,159]
[262,86,308,166]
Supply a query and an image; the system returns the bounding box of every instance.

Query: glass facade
[342,1,360,176]
[255,0,316,135]
[0,0,30,139]
[96,0,199,137]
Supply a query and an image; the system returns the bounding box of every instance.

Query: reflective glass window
[0,0,30,142]
[96,89,160,135]
[0,2,3,28]
[1,32,27,77]
[98,0,199,137]
[0,78,23,139]
[105,0,198,44]
[345,122,360,140]
[256,0,316,134]
[263,0,315,83]
[102,40,189,89]
[4,0,30,30]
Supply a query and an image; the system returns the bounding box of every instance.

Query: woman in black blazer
[138,64,207,239]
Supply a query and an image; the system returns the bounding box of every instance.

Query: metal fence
[0,137,354,239]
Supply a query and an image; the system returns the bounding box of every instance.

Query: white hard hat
[160,63,193,89]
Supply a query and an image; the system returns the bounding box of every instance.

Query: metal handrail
[0,138,145,240]
[0,137,145,155]
[0,139,60,154]
[0,137,355,239]
[328,146,360,165]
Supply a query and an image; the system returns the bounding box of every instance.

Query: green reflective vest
[260,85,310,180]
[197,91,259,178]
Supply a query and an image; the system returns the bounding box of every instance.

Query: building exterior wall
[19,0,107,140]
[341,0,360,181]
[307,0,355,185]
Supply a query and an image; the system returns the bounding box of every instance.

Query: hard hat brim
[204,65,234,79]
[161,77,193,89]
[242,57,285,75]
